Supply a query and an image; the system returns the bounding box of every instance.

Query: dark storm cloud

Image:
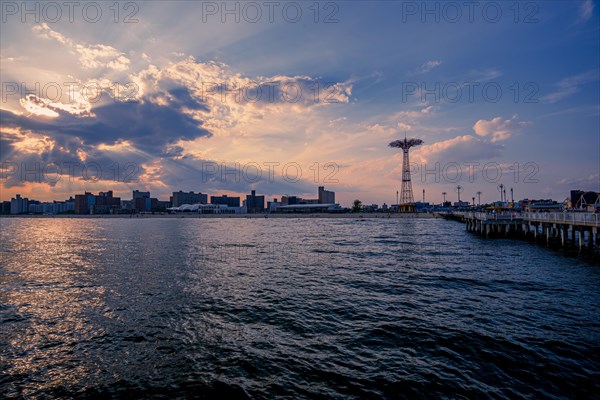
[1,93,211,157]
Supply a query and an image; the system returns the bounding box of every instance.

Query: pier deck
[441,211,599,252]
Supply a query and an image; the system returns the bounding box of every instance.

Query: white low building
[275,203,343,213]
[167,203,245,214]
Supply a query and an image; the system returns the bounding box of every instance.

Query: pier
[442,212,600,252]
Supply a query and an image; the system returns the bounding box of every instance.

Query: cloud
[397,122,412,131]
[392,105,437,122]
[130,58,352,110]
[19,93,93,118]
[415,60,442,74]
[468,68,502,81]
[473,115,531,142]
[412,135,503,164]
[578,0,595,23]
[33,23,130,71]
[2,31,353,199]
[1,126,56,156]
[556,174,600,192]
[541,70,599,103]
[125,57,352,142]
[2,97,211,160]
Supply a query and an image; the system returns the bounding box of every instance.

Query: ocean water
[1,217,599,399]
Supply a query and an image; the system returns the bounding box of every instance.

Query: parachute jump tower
[389,136,423,212]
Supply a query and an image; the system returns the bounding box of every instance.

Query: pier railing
[523,212,599,227]
[460,211,599,227]
[463,212,521,221]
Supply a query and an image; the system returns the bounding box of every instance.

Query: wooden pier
[442,211,600,252]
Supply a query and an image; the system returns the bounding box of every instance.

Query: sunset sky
[1,1,598,206]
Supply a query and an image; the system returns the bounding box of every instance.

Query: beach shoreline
[0,213,439,219]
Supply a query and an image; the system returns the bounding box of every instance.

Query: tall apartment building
[210,195,241,208]
[246,190,265,213]
[318,186,335,204]
[171,191,208,207]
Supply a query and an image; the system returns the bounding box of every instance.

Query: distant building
[211,195,240,208]
[120,200,134,212]
[521,199,563,212]
[94,191,121,214]
[267,199,280,212]
[168,204,244,214]
[246,190,265,213]
[453,201,470,208]
[275,204,343,213]
[318,186,335,204]
[414,201,432,212]
[570,190,600,210]
[281,195,299,205]
[28,201,75,214]
[363,204,379,212]
[74,194,87,214]
[172,191,208,207]
[134,197,151,212]
[133,190,150,199]
[10,194,28,214]
[74,191,120,214]
[1,201,11,214]
[156,200,171,211]
[300,198,319,205]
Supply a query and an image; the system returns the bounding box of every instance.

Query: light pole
[456,185,463,204]
[472,197,475,207]
[442,192,447,204]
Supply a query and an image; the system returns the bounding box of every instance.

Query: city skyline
[1,1,599,206]
[5,184,594,214]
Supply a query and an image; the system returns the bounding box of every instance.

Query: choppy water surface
[1,218,599,399]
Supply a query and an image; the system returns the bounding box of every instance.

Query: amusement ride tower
[389,136,423,212]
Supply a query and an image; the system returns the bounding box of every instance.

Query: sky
[1,0,599,206]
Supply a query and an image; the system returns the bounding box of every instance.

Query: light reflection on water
[1,217,599,398]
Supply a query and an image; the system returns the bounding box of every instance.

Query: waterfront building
[211,195,241,208]
[275,203,343,213]
[28,201,75,214]
[10,194,28,214]
[134,197,151,212]
[281,195,298,205]
[167,204,244,214]
[133,190,150,199]
[74,194,87,214]
[522,199,564,212]
[267,199,280,212]
[172,191,208,207]
[156,200,171,211]
[318,186,335,204]
[94,191,121,214]
[74,191,120,214]
[246,190,265,213]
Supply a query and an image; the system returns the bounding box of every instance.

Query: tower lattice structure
[389,137,423,212]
